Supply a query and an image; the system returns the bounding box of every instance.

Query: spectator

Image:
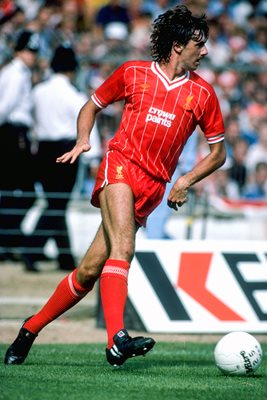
[0,4,27,65]
[249,24,267,65]
[242,161,267,199]
[245,119,267,172]
[28,4,59,62]
[90,21,130,65]
[0,0,22,25]
[224,117,242,158]
[206,162,240,200]
[239,102,266,145]
[0,29,40,262]
[228,29,255,65]
[240,75,259,107]
[217,70,242,116]
[94,0,131,40]
[229,137,249,193]
[15,0,43,21]
[205,18,230,68]
[128,8,152,55]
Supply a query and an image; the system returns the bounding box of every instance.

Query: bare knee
[76,260,103,287]
[110,237,135,263]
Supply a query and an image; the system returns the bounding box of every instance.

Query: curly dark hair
[150,5,209,63]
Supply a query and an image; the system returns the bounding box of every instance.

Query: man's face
[179,38,208,71]
[19,49,38,69]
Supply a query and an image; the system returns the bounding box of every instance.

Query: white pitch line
[0,297,94,306]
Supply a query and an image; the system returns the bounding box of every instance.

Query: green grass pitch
[0,342,266,400]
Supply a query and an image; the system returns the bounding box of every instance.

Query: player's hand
[56,143,91,164]
[167,177,189,210]
[167,199,185,210]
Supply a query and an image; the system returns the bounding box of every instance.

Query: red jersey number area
[91,61,224,182]
[91,150,166,227]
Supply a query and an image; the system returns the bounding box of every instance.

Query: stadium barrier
[2,189,267,259]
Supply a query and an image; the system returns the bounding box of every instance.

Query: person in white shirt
[22,44,100,272]
[0,29,40,264]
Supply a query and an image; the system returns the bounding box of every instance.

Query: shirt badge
[116,166,124,180]
[184,95,194,110]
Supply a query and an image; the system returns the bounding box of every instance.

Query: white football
[214,331,263,376]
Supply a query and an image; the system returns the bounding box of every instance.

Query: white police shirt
[32,74,88,141]
[0,58,33,127]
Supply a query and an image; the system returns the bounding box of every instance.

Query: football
[214,331,263,376]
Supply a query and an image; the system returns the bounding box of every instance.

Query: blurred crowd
[1,0,267,201]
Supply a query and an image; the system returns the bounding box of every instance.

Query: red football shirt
[91,60,224,182]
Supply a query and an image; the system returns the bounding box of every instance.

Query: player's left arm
[167,140,226,210]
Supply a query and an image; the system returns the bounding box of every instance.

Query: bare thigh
[99,183,136,262]
[76,183,136,286]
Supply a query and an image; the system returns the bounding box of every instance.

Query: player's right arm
[56,99,101,164]
[56,64,127,165]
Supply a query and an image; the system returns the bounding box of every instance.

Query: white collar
[151,61,190,91]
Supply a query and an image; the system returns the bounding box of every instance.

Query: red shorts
[91,150,166,227]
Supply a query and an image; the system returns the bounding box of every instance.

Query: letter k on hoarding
[177,253,244,321]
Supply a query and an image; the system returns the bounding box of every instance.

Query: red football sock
[24,269,93,334]
[100,259,130,348]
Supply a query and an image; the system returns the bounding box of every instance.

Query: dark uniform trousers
[0,122,36,258]
[23,139,78,270]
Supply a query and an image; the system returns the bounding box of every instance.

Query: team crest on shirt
[116,166,124,180]
[183,95,194,110]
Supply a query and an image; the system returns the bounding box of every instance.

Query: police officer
[0,30,40,265]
